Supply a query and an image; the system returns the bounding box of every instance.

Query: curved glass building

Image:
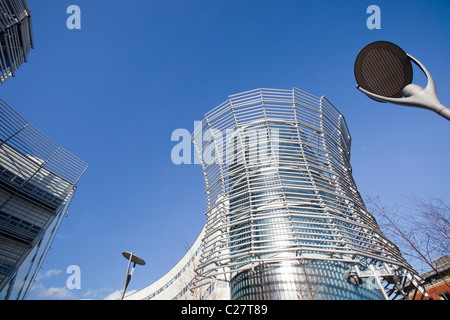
[127,88,426,300]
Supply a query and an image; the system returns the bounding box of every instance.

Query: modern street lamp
[354,41,450,121]
[120,251,146,300]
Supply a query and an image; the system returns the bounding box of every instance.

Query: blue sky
[2,0,448,300]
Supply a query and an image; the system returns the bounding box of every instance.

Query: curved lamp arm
[357,54,450,121]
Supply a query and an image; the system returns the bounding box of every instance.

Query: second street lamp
[120,251,146,300]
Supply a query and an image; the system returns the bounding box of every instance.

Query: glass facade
[0,99,87,299]
[230,260,383,300]
[224,119,383,299]
[0,0,88,300]
[192,88,422,300]
[129,88,426,300]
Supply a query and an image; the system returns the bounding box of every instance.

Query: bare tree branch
[366,195,450,288]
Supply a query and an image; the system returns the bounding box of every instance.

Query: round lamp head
[354,41,413,98]
[122,251,146,265]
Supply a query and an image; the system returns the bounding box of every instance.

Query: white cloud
[35,269,62,281]
[103,289,137,300]
[38,286,73,299]
[29,268,133,301]
[103,289,122,300]
[28,268,72,300]
[83,287,109,299]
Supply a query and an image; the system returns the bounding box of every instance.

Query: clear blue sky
[2,0,448,299]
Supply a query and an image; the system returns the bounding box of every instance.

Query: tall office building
[0,0,88,299]
[127,88,426,300]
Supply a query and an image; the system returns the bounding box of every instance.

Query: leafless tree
[175,233,221,300]
[366,195,449,287]
[295,258,329,300]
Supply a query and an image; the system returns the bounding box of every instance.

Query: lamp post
[354,41,450,121]
[120,251,146,300]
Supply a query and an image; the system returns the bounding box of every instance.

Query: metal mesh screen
[361,47,407,97]
[355,41,413,98]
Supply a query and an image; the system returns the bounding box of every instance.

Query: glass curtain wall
[193,88,419,300]
[227,120,382,300]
